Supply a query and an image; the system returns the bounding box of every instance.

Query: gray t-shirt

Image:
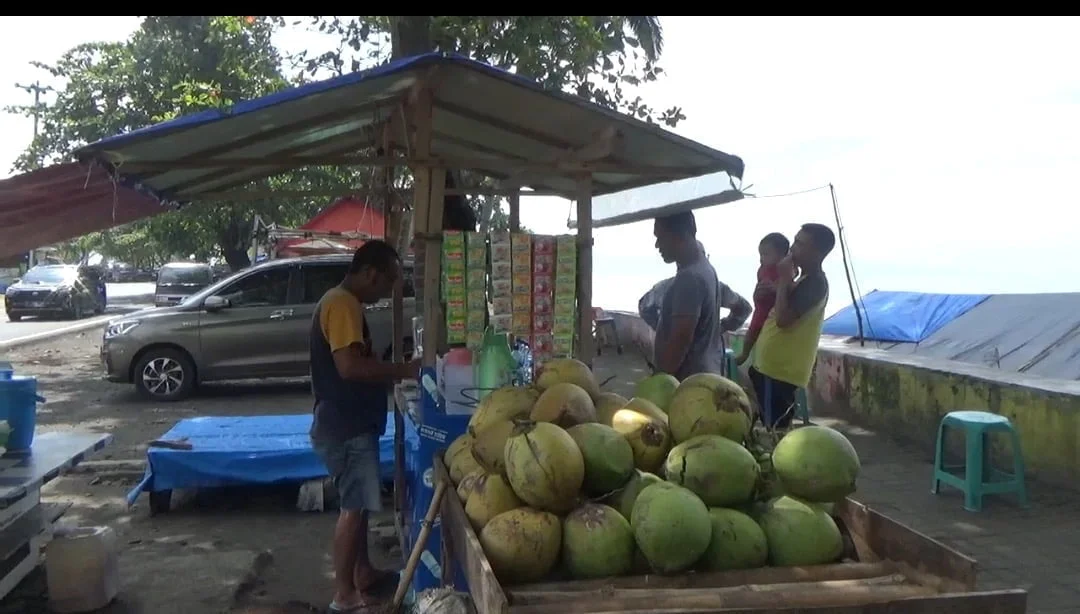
[655,258,747,380]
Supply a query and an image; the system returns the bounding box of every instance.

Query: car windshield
[21,267,73,284]
[158,267,212,285]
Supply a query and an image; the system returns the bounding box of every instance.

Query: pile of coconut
[444,358,862,583]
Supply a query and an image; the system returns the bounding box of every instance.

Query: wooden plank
[508,584,935,614]
[507,589,1027,614]
[575,176,594,363]
[835,498,977,591]
[511,574,912,606]
[513,561,898,593]
[434,457,510,614]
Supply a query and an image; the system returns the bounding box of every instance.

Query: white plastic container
[437,349,476,415]
[46,525,119,613]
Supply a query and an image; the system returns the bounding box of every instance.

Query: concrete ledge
[811,339,1079,489]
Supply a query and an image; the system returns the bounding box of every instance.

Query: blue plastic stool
[931,411,1028,512]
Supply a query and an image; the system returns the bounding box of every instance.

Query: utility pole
[14,81,55,268]
[15,81,54,142]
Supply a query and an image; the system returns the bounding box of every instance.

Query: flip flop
[357,569,399,597]
[327,601,373,614]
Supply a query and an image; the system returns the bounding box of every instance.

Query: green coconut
[606,469,663,521]
[667,373,753,444]
[664,434,759,507]
[772,425,861,502]
[633,373,680,412]
[566,423,635,496]
[700,508,769,571]
[630,483,711,574]
[757,495,843,567]
[562,503,635,579]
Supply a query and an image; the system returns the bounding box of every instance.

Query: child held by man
[735,232,790,366]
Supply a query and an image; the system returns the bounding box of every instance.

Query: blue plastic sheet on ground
[822,290,991,343]
[126,412,415,506]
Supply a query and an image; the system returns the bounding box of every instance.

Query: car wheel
[134,349,196,402]
[6,313,20,322]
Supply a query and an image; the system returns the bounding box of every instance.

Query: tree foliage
[294,16,682,126]
[8,16,679,265]
[291,16,679,233]
[7,16,363,269]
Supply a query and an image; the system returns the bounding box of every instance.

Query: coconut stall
[424,196,1031,611]
[65,51,1026,613]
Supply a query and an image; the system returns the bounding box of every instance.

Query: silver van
[104,254,416,401]
[155,262,214,307]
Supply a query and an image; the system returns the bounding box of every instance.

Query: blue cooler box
[402,367,470,601]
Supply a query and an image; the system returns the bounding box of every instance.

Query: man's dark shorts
[312,402,383,512]
[749,367,797,430]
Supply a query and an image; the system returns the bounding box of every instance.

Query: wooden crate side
[507,588,1027,614]
[434,457,510,614]
[835,498,977,591]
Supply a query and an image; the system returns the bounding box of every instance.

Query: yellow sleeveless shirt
[753,289,827,388]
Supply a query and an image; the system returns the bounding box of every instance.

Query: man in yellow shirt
[750,223,835,430]
[309,240,420,613]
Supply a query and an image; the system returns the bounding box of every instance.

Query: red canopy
[0,162,168,260]
[275,196,385,257]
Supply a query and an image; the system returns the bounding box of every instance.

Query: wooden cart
[432,458,1027,614]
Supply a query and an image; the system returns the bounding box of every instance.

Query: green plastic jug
[475,327,516,400]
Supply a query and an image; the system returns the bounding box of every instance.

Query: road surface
[1,283,154,344]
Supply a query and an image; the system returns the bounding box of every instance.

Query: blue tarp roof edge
[822,290,992,343]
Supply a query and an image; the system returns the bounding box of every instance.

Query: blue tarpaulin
[126,412,417,506]
[822,290,991,343]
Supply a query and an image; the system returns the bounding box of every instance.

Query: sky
[2,16,1078,315]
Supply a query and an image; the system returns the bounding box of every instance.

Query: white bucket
[46,525,119,613]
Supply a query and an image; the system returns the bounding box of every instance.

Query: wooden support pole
[428,167,448,357]
[575,176,594,364]
[509,193,520,232]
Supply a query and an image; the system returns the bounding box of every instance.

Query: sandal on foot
[357,569,399,597]
[328,601,371,614]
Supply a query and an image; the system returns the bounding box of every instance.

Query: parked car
[4,264,106,321]
[101,254,416,401]
[155,262,214,307]
[107,262,137,283]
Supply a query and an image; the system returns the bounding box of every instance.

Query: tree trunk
[389,16,434,58]
[218,217,252,271]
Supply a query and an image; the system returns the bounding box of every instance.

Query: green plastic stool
[723,349,738,380]
[794,388,810,425]
[931,411,1029,512]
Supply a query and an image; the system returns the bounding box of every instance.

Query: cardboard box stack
[553,235,577,357]
[465,232,488,349]
[531,236,556,365]
[442,231,467,345]
[489,232,513,335]
[510,233,532,340]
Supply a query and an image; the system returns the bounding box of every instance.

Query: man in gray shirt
[652,211,751,380]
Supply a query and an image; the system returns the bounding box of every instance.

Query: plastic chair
[592,307,622,356]
[931,411,1029,512]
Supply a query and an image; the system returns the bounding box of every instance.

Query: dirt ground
[2,331,404,614]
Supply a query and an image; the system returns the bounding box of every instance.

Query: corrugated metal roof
[75,53,744,204]
[0,162,171,260]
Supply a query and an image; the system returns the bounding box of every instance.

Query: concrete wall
[603,309,1080,488]
[809,338,1080,489]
